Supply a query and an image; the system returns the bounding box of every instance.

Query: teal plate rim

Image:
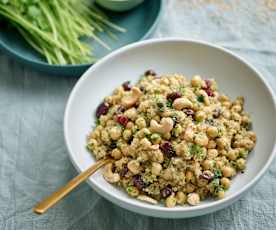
[0,0,164,71]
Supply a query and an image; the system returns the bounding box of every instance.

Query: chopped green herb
[157,102,165,112]
[162,158,171,168]
[189,144,203,156]
[179,86,186,95]
[238,149,249,158]
[96,119,100,125]
[197,95,204,103]
[166,99,173,108]
[214,169,222,179]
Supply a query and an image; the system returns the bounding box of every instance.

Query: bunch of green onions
[0,0,126,64]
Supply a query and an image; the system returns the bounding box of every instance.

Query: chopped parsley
[189,144,203,156]
[214,169,222,179]
[157,102,165,112]
[96,119,100,125]
[197,95,204,103]
[179,86,186,95]
[166,99,173,108]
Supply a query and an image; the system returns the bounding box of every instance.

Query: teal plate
[0,0,163,76]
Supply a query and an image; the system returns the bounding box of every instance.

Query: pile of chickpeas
[87,71,256,207]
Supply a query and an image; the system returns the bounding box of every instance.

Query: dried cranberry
[205,88,214,97]
[144,69,156,76]
[160,142,176,157]
[116,115,128,127]
[133,175,145,190]
[122,81,131,91]
[204,79,212,89]
[119,165,128,177]
[167,92,182,101]
[202,79,214,97]
[161,186,173,198]
[96,102,109,118]
[199,172,214,182]
[184,109,194,117]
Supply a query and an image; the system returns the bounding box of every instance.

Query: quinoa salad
[87,70,256,207]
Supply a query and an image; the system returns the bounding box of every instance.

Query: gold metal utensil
[33,157,113,214]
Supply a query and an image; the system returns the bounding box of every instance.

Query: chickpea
[216,137,228,149]
[194,133,209,146]
[242,139,255,150]
[241,115,250,124]
[219,94,230,102]
[140,138,151,149]
[222,166,234,178]
[127,160,140,174]
[247,131,257,142]
[207,126,219,138]
[207,140,216,149]
[162,168,173,180]
[111,148,122,160]
[202,160,213,170]
[217,190,225,199]
[191,75,202,87]
[126,186,139,197]
[109,126,122,140]
[231,104,242,113]
[187,193,200,206]
[126,121,134,129]
[195,111,206,122]
[123,129,132,141]
[124,108,138,121]
[135,117,147,129]
[222,110,231,119]
[216,160,224,169]
[176,191,186,204]
[183,126,194,142]
[151,162,162,176]
[185,183,195,193]
[165,195,177,208]
[220,177,231,189]
[101,130,110,143]
[222,101,231,108]
[231,112,241,122]
[185,171,193,182]
[237,158,246,170]
[151,150,164,163]
[227,149,237,160]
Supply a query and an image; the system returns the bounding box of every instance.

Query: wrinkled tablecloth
[1,0,276,229]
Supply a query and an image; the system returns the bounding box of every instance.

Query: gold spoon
[33,157,113,214]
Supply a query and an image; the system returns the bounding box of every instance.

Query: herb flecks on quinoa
[87,72,257,207]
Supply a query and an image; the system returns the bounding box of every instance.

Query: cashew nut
[137,195,158,204]
[103,163,120,183]
[122,87,142,108]
[149,117,174,134]
[173,98,193,110]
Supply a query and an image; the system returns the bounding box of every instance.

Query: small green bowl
[0,0,163,76]
[95,0,144,12]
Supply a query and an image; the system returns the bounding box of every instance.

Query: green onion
[0,0,126,65]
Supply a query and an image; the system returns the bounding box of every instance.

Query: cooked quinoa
[87,71,256,207]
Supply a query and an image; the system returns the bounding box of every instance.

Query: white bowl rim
[64,38,276,215]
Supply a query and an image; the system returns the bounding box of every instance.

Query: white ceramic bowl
[64,38,276,218]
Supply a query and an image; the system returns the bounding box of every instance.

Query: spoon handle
[33,158,113,214]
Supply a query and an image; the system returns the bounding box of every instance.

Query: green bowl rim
[0,0,164,69]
